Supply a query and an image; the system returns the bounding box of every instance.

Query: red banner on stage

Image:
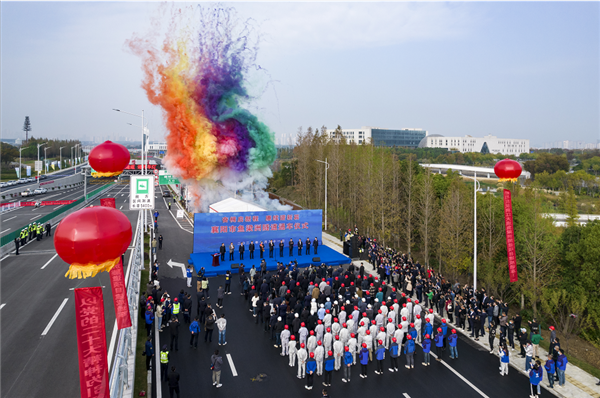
[109,260,132,329]
[74,287,110,398]
[100,198,116,208]
[503,189,518,282]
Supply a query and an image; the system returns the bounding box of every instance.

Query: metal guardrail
[109,211,144,398]
[0,183,114,248]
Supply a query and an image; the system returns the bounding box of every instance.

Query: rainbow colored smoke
[127,5,276,210]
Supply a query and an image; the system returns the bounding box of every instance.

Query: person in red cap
[333,335,344,370]
[297,342,308,379]
[323,350,335,386]
[375,340,386,374]
[315,340,325,375]
[342,346,353,382]
[434,328,444,361]
[305,351,316,390]
[359,343,369,378]
[289,335,297,368]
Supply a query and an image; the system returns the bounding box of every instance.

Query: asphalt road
[0,164,85,195]
[0,179,116,238]
[149,204,547,398]
[0,183,143,398]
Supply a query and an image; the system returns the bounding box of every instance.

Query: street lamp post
[59,146,66,170]
[37,142,46,186]
[113,108,147,232]
[18,145,30,179]
[465,172,480,292]
[44,147,49,174]
[316,158,329,230]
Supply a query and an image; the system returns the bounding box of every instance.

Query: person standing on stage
[220,243,226,261]
[289,238,294,257]
[280,239,285,257]
[298,238,303,256]
[260,241,265,258]
[249,241,255,259]
[269,240,275,258]
[314,237,319,254]
[239,242,245,260]
[306,238,311,255]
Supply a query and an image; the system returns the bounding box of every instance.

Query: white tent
[208,197,266,213]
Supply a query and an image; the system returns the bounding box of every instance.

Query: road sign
[176,210,184,219]
[159,173,180,185]
[34,161,43,172]
[129,176,155,210]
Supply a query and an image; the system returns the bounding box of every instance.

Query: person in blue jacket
[342,346,353,383]
[448,329,458,359]
[434,328,444,361]
[189,317,200,348]
[323,350,335,386]
[544,354,556,389]
[441,319,448,350]
[359,343,369,378]
[404,335,415,369]
[145,305,155,337]
[306,352,317,390]
[422,334,432,366]
[389,337,400,372]
[408,323,417,340]
[375,340,386,374]
[529,360,543,397]
[423,319,433,339]
[499,345,510,376]
[556,349,567,387]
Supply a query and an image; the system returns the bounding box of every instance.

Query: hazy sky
[1,1,598,147]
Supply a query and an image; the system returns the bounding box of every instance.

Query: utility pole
[316,158,329,230]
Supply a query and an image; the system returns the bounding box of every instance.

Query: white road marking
[53,205,64,210]
[0,303,6,310]
[120,205,123,209]
[403,394,411,398]
[429,349,490,398]
[0,255,10,262]
[41,298,69,336]
[226,353,238,376]
[0,228,10,234]
[4,216,17,221]
[41,253,59,269]
[30,215,42,220]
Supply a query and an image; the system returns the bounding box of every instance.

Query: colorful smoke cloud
[127,5,279,211]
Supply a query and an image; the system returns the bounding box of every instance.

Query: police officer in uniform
[14,235,20,255]
[160,345,169,381]
[172,298,181,322]
[37,223,43,241]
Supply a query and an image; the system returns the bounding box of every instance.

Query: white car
[34,188,45,195]
[7,180,16,186]
[27,177,35,182]
[18,178,28,184]
[0,182,6,188]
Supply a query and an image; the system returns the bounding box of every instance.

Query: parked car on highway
[7,180,17,186]
[18,178,28,184]
[21,189,35,197]
[27,177,35,182]
[0,182,6,188]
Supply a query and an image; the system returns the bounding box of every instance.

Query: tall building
[418,134,530,155]
[326,127,427,148]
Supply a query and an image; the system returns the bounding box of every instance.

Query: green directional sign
[159,170,180,185]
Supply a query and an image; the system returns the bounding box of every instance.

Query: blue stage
[189,245,351,277]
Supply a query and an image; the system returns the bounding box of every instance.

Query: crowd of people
[13,221,52,254]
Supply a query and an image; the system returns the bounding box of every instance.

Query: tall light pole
[465,172,481,292]
[114,108,146,231]
[59,146,66,170]
[37,142,46,185]
[19,145,31,179]
[316,158,329,230]
[73,144,80,173]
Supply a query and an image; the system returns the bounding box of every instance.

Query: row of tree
[1,138,82,165]
[268,127,599,347]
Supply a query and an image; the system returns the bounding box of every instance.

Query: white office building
[327,127,427,147]
[418,134,530,155]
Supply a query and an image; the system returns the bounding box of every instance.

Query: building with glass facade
[418,134,530,155]
[327,127,427,148]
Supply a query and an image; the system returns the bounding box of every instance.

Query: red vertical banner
[100,198,116,208]
[74,287,110,398]
[503,189,519,282]
[109,260,132,329]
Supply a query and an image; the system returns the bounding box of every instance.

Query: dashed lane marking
[41,253,59,269]
[226,353,238,376]
[0,304,6,310]
[4,216,17,221]
[41,298,69,336]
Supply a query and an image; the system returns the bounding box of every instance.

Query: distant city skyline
[1,2,598,148]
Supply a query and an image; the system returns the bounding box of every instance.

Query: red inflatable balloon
[55,206,132,279]
[494,159,522,181]
[89,140,130,177]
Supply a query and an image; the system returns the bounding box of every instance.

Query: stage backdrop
[193,210,323,254]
